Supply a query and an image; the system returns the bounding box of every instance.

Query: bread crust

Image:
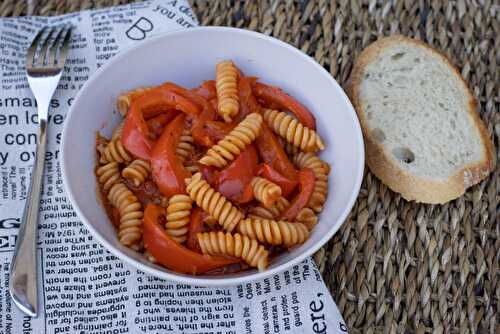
[349,35,496,204]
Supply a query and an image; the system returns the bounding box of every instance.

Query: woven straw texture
[2,1,498,333]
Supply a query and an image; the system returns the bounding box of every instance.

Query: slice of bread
[349,35,495,204]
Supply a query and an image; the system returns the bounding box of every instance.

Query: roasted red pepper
[161,82,211,111]
[121,113,154,160]
[151,114,191,197]
[191,80,217,100]
[214,145,258,203]
[257,163,297,197]
[199,164,217,186]
[255,123,298,181]
[191,103,216,147]
[186,207,205,253]
[280,168,315,220]
[143,204,238,274]
[147,111,179,138]
[253,82,316,130]
[237,77,261,120]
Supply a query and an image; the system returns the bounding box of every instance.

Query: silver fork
[9,25,72,317]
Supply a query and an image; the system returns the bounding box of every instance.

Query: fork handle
[9,119,47,317]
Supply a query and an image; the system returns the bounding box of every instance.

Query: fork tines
[26,24,72,70]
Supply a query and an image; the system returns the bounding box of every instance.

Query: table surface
[1,1,498,333]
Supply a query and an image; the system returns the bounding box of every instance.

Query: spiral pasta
[186,172,243,232]
[247,206,275,220]
[197,231,268,271]
[116,87,152,116]
[282,139,301,158]
[185,163,200,174]
[122,159,151,186]
[111,122,124,141]
[164,194,192,244]
[144,250,157,264]
[251,177,282,208]
[268,197,290,218]
[216,60,239,122]
[263,109,324,152]
[108,183,143,247]
[293,152,330,212]
[176,129,195,163]
[296,208,318,230]
[199,113,263,168]
[237,218,309,247]
[96,162,121,192]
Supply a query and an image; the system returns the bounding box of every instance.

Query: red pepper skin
[255,123,298,181]
[253,82,316,130]
[280,168,316,220]
[143,204,238,274]
[121,113,154,160]
[151,114,191,197]
[237,77,261,121]
[214,145,258,203]
[186,207,205,253]
[257,163,297,197]
[161,82,211,111]
[147,111,179,138]
[199,164,217,186]
[191,80,217,100]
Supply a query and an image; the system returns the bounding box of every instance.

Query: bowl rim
[61,26,365,286]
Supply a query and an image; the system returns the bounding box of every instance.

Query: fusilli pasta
[247,206,275,220]
[263,109,324,152]
[295,208,318,230]
[251,177,282,208]
[186,172,243,232]
[293,152,330,212]
[197,231,268,271]
[165,194,192,243]
[122,159,151,186]
[268,197,290,218]
[199,113,262,168]
[108,183,143,247]
[96,162,121,192]
[215,61,239,122]
[144,250,157,264]
[237,218,309,247]
[176,129,195,163]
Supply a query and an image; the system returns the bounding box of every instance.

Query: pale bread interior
[358,43,484,180]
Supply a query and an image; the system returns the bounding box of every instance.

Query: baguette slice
[349,35,495,204]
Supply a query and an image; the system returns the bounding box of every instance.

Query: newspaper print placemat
[0,1,348,333]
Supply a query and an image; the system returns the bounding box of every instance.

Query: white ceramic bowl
[61,27,364,286]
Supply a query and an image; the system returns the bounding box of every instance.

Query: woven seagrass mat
[2,1,498,333]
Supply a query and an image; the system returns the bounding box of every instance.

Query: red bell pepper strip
[147,111,179,138]
[237,77,261,121]
[204,121,234,142]
[200,164,217,186]
[191,103,216,147]
[214,145,258,203]
[280,168,315,221]
[143,204,238,274]
[253,82,316,130]
[151,114,191,197]
[257,163,297,197]
[186,207,205,253]
[161,82,211,111]
[191,80,217,100]
[121,113,154,160]
[255,123,298,181]
[209,98,218,112]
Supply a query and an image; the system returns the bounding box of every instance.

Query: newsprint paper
[0,1,348,333]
